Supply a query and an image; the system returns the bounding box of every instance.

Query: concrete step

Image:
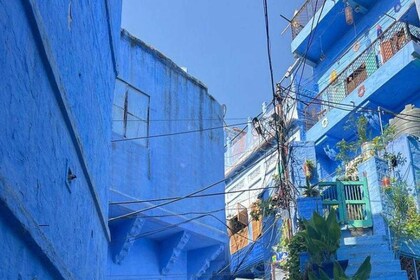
[337,245,394,260]
[338,235,407,279]
[341,235,389,246]
[346,259,402,275]
[338,242,391,255]
[337,250,395,261]
[369,270,408,279]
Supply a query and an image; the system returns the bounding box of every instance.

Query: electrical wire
[112,117,245,122]
[224,100,275,149]
[284,86,420,123]
[220,216,280,277]
[108,177,226,222]
[111,121,247,142]
[110,142,282,223]
[108,142,286,222]
[129,207,268,248]
[109,185,279,205]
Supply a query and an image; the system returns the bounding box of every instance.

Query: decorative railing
[304,21,420,131]
[319,179,372,227]
[291,0,324,39]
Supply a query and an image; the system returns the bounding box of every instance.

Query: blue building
[225,0,420,278]
[107,28,228,280]
[224,104,291,279]
[1,1,228,279]
[0,0,119,279]
[289,0,420,278]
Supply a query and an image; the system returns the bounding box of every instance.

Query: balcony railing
[291,0,324,39]
[304,21,420,131]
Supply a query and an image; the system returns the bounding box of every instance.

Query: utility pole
[274,84,292,240]
[274,59,301,240]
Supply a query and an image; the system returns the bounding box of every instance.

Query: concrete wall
[111,29,225,229]
[0,0,120,279]
[108,30,227,279]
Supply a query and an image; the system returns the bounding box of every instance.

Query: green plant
[279,220,291,250]
[356,116,368,143]
[335,116,396,177]
[301,178,320,197]
[297,209,341,265]
[308,256,371,280]
[301,183,321,197]
[249,197,278,221]
[335,139,357,164]
[335,117,368,165]
[284,231,306,280]
[301,159,319,197]
[384,182,420,248]
[372,125,396,152]
[303,159,315,178]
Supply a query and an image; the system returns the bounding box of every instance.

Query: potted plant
[249,198,277,221]
[297,209,348,278]
[303,159,315,179]
[335,114,382,178]
[297,181,322,220]
[301,183,320,198]
[357,116,376,160]
[382,176,391,192]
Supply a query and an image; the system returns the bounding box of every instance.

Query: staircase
[337,235,408,279]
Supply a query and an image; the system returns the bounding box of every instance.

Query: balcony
[291,0,384,63]
[304,21,420,135]
[291,0,325,39]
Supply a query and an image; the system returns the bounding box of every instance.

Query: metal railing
[400,254,420,279]
[304,21,420,131]
[291,0,324,39]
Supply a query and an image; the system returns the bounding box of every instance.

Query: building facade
[0,0,120,279]
[290,0,420,278]
[1,1,227,279]
[225,0,420,278]
[107,30,228,279]
[224,99,302,278]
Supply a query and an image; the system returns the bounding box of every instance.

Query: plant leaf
[318,269,331,280]
[353,256,371,280]
[333,261,346,278]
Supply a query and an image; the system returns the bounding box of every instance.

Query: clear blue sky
[122,0,304,122]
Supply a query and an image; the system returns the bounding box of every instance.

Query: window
[228,203,250,254]
[346,63,367,94]
[112,79,149,146]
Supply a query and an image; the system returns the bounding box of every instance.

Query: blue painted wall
[107,30,228,279]
[0,0,120,279]
[387,135,420,206]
